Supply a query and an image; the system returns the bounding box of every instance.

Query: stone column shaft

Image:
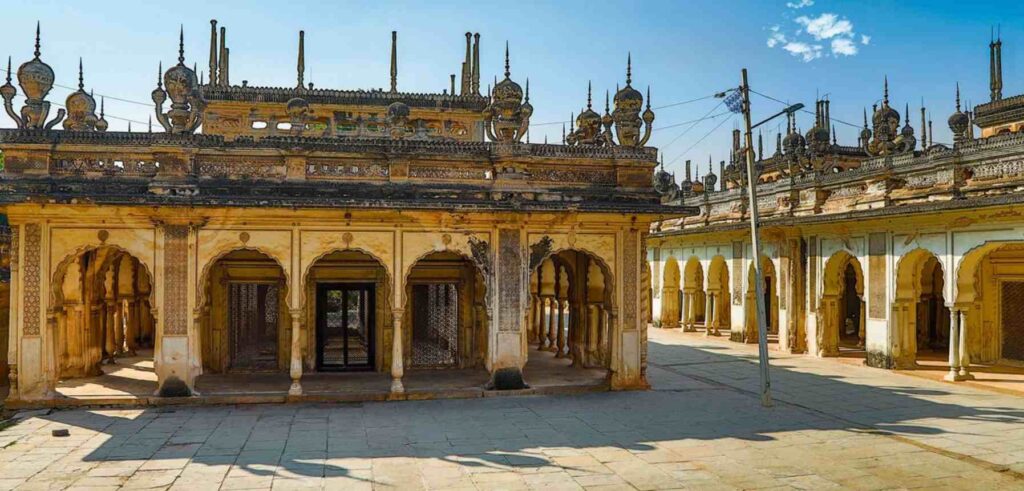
[958,309,974,380]
[391,309,405,394]
[944,308,961,381]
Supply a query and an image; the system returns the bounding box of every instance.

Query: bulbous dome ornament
[864,77,914,156]
[566,82,607,146]
[1,23,65,130]
[482,43,531,143]
[385,101,411,139]
[948,83,970,144]
[63,59,104,132]
[610,54,654,147]
[652,157,679,200]
[152,27,205,134]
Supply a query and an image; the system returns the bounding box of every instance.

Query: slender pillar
[124,297,139,356]
[288,308,303,395]
[944,308,962,381]
[103,301,117,363]
[555,300,567,357]
[391,309,405,394]
[546,298,557,351]
[958,309,974,380]
[113,301,125,355]
[682,292,690,331]
[529,296,540,344]
[704,293,714,335]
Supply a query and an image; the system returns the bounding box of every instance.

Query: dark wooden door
[316,283,375,371]
[1002,282,1024,362]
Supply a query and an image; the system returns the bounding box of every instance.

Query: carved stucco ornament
[529,235,553,269]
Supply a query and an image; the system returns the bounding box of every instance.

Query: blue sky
[1,0,1021,176]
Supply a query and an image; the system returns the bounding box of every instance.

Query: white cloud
[796,13,854,40]
[786,0,814,8]
[831,38,857,56]
[767,26,787,48]
[767,11,867,62]
[783,42,823,62]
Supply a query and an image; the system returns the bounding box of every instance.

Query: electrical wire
[1,66,152,107]
[668,111,735,166]
[750,88,861,129]
[658,98,727,153]
[529,91,721,127]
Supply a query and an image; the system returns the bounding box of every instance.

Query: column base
[288,381,303,396]
[943,370,965,382]
[486,367,527,391]
[958,369,975,381]
[390,378,405,394]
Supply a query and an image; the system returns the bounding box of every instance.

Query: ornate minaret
[218,25,228,86]
[461,32,471,95]
[297,30,305,90]
[472,33,481,95]
[990,28,1003,102]
[208,20,218,87]
[920,101,927,148]
[390,31,397,93]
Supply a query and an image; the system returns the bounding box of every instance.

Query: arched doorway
[199,249,289,373]
[659,257,681,329]
[682,257,705,332]
[528,249,612,379]
[745,256,779,344]
[820,251,865,357]
[706,256,730,336]
[893,249,947,368]
[304,250,390,372]
[403,251,488,370]
[51,246,156,397]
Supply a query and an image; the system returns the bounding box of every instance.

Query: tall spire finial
[955,82,961,111]
[34,21,41,58]
[605,89,610,114]
[525,77,529,103]
[100,97,105,118]
[157,62,163,89]
[209,20,218,87]
[862,107,868,128]
[562,123,565,144]
[904,102,910,125]
[883,76,889,105]
[646,85,651,110]
[178,25,185,64]
[390,31,398,93]
[297,30,305,90]
[586,81,592,110]
[626,52,632,85]
[78,58,84,90]
[148,115,153,133]
[5,56,11,83]
[504,41,510,78]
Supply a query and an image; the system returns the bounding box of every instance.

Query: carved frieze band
[163,225,189,335]
[22,224,41,335]
[306,159,390,179]
[497,229,522,332]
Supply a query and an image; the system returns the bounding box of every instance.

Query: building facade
[649,39,1024,380]
[0,21,685,404]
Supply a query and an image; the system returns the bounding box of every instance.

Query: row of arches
[49,243,614,393]
[659,256,730,335]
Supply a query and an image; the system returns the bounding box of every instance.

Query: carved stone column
[704,293,715,336]
[390,308,405,395]
[545,298,557,351]
[289,308,304,396]
[113,301,125,356]
[944,307,961,381]
[124,297,139,356]
[958,309,974,380]
[555,300,567,358]
[103,300,117,363]
[858,299,866,349]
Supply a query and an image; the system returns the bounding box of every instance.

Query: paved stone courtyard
[1,329,1023,490]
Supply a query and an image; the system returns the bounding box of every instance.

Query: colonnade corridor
[51,247,158,399]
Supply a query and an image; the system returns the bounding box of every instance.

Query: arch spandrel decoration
[400,231,492,283]
[197,229,293,285]
[299,230,395,289]
[196,230,294,312]
[49,227,157,287]
[526,233,616,273]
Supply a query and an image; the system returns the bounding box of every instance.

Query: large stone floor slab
[0,329,1021,490]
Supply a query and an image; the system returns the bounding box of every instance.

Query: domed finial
[178,25,185,64]
[34,21,41,58]
[78,58,84,90]
[586,81,592,109]
[504,41,510,78]
[626,52,632,85]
